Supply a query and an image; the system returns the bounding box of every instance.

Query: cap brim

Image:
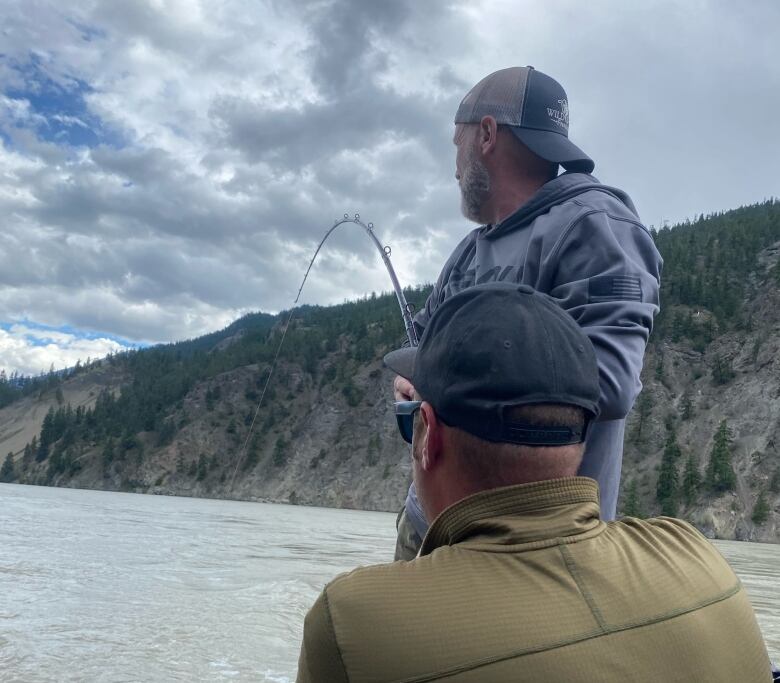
[383,347,417,381]
[509,127,594,174]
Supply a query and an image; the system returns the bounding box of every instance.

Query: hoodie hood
[485,172,639,239]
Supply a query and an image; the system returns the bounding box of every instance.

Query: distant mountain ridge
[1,201,779,542]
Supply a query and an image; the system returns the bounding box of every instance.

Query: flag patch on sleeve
[588,275,642,302]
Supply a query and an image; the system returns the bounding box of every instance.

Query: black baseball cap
[384,283,600,446]
[455,66,594,174]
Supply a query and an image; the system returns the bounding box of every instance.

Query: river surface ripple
[1,483,777,682]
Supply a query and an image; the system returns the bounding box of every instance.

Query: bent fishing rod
[297,215,419,348]
[229,214,417,489]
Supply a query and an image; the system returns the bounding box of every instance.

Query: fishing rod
[229,214,417,489]
[297,215,419,348]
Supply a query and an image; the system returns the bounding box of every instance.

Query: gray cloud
[301,0,410,94]
[0,0,778,375]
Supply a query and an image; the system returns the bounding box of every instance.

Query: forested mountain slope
[622,201,780,542]
[1,201,779,542]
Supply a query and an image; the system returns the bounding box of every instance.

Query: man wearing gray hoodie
[393,66,663,560]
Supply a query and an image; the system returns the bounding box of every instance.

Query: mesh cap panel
[454,67,530,126]
[453,66,594,172]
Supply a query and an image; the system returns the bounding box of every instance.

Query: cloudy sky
[1,0,778,375]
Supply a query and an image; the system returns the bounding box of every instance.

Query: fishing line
[228,214,417,491]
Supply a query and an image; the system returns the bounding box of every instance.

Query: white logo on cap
[546,99,569,130]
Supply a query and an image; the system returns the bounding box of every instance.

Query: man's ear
[419,402,442,471]
[478,115,499,156]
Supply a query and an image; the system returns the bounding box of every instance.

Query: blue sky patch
[0,320,145,350]
[2,53,123,149]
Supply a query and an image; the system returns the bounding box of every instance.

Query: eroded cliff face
[3,246,779,543]
[2,354,414,515]
[620,243,780,543]
[153,360,413,513]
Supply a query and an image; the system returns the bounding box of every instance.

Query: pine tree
[37,407,56,461]
[654,352,665,380]
[341,380,364,407]
[657,432,681,515]
[710,355,734,385]
[770,468,780,494]
[273,437,289,467]
[134,441,144,466]
[751,489,770,525]
[243,435,260,471]
[156,419,176,447]
[622,479,644,518]
[102,439,115,468]
[366,433,381,466]
[670,311,685,342]
[0,452,15,482]
[631,391,654,444]
[706,420,737,492]
[680,393,693,421]
[681,454,702,506]
[196,454,208,481]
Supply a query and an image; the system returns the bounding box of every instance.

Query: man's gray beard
[459,151,491,223]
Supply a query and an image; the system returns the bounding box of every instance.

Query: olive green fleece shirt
[297,477,771,682]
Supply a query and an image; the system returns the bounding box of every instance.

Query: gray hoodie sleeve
[546,210,662,421]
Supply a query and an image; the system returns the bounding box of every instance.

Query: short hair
[447,403,586,490]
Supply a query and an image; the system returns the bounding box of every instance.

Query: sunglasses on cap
[394,400,423,444]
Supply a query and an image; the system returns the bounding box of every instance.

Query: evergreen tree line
[0,359,98,409]
[5,285,433,485]
[651,199,780,342]
[621,418,776,526]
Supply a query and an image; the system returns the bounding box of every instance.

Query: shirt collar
[419,477,603,555]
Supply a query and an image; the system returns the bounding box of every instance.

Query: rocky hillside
[0,291,425,514]
[622,240,780,542]
[1,202,779,542]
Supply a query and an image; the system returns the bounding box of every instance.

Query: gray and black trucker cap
[384,283,600,446]
[455,66,594,174]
